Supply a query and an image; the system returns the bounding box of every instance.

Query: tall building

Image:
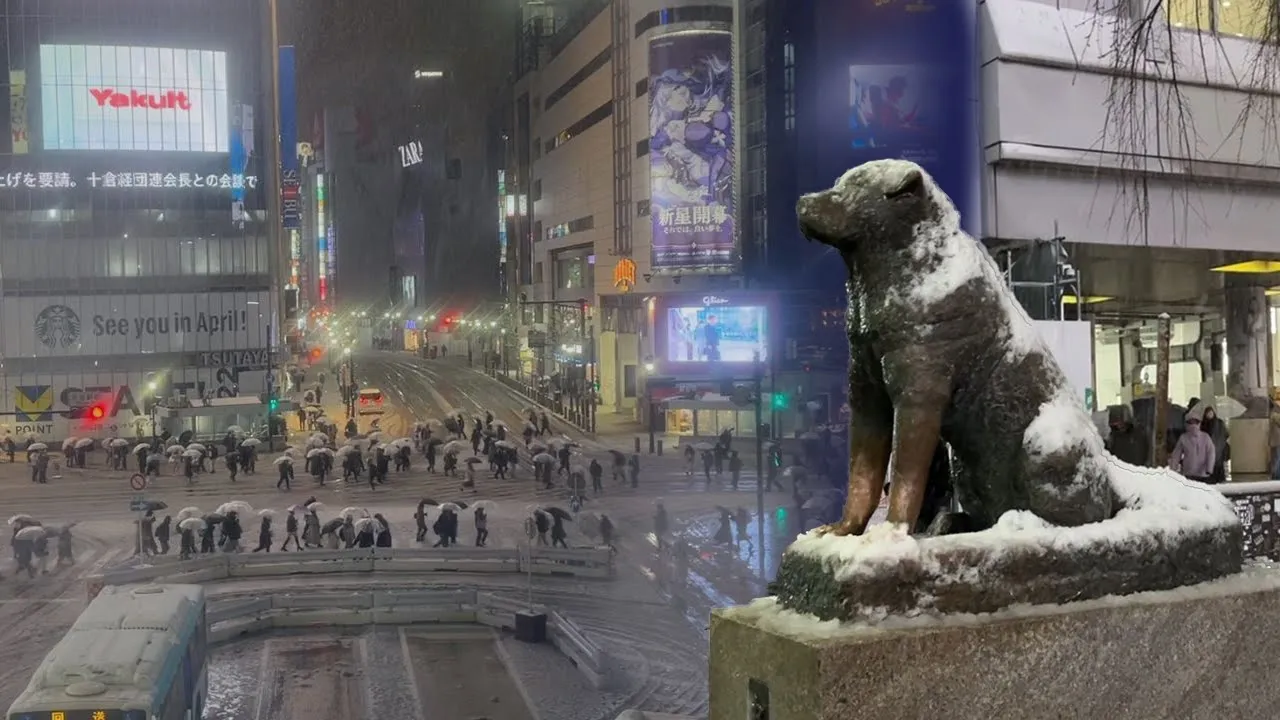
[0,0,278,440]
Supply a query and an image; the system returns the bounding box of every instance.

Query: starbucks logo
[34,304,81,349]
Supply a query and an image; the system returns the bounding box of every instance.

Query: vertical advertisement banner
[10,70,28,154]
[648,31,735,272]
[278,46,301,230]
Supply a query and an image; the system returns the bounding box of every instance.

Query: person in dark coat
[221,512,243,553]
[1105,404,1151,467]
[252,516,273,552]
[199,523,216,554]
[281,509,301,551]
[155,515,172,555]
[589,458,604,495]
[550,516,569,548]
[534,510,550,546]
[474,507,489,546]
[1201,405,1231,484]
[179,524,197,559]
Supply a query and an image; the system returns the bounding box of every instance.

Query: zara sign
[399,140,424,168]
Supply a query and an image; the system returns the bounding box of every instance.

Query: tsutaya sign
[0,171,258,190]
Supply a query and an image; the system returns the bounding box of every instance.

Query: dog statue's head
[796,160,955,255]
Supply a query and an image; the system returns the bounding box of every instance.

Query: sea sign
[94,310,251,340]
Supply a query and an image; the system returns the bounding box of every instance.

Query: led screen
[665,304,767,364]
[40,44,229,152]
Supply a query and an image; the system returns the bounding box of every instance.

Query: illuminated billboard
[648,31,735,271]
[656,293,775,373]
[40,44,230,152]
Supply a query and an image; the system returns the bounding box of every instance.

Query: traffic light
[771,392,789,411]
[775,506,788,531]
[268,396,280,412]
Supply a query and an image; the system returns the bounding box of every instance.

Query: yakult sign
[1,292,270,357]
[40,44,229,152]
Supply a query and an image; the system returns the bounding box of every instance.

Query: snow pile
[788,385,1238,585]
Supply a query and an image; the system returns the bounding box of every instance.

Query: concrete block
[709,569,1280,720]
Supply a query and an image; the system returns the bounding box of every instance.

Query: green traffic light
[268,398,279,412]
[771,393,789,410]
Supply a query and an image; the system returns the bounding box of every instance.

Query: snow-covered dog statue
[772,159,1242,620]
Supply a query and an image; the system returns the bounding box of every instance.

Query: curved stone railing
[202,585,611,689]
[86,545,615,598]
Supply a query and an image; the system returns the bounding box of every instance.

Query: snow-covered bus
[6,584,208,720]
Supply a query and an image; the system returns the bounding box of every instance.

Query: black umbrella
[321,518,345,534]
[202,513,225,524]
[541,506,573,522]
[427,437,444,447]
[608,449,625,461]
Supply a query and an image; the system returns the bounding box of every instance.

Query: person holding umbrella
[281,507,301,551]
[12,525,42,578]
[544,506,572,548]
[474,504,491,547]
[252,510,274,553]
[155,515,172,555]
[178,518,203,560]
[275,455,294,491]
[415,500,431,543]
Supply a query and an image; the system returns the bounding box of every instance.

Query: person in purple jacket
[1169,412,1217,483]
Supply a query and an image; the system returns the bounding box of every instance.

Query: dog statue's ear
[884,167,925,200]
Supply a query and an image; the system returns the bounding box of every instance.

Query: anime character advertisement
[847,65,942,164]
[648,31,735,271]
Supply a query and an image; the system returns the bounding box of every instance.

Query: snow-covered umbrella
[257,509,276,518]
[529,442,548,453]
[533,453,556,465]
[305,405,322,413]
[14,525,45,541]
[41,523,76,538]
[74,438,94,449]
[471,500,496,512]
[166,444,185,455]
[339,506,368,520]
[274,455,294,466]
[61,437,79,451]
[241,437,262,447]
[464,456,485,465]
[133,443,151,454]
[443,440,468,456]
[305,448,330,459]
[309,433,329,446]
[109,438,130,448]
[8,514,38,527]
[187,442,206,452]
[175,507,201,522]
[493,420,508,429]
[27,442,48,453]
[178,518,205,532]
[217,501,254,517]
[439,502,461,512]
[306,501,325,513]
[540,506,573,522]
[368,431,385,443]
[337,445,360,457]
[353,517,374,533]
[227,425,244,435]
[315,416,331,427]
[321,518,345,534]
[183,449,202,459]
[495,440,517,450]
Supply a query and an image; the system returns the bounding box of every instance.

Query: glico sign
[90,88,192,111]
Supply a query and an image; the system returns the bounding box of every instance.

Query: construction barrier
[202,587,610,689]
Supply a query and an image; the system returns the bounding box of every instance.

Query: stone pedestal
[710,570,1280,720]
[515,609,547,643]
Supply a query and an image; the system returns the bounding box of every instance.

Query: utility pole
[1153,313,1172,467]
[753,351,765,579]
[265,0,286,355]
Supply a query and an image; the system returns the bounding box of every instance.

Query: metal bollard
[634,436,641,453]
[657,439,664,456]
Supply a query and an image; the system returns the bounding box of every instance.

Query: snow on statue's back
[767,159,1242,621]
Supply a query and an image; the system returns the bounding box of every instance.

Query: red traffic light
[88,405,106,420]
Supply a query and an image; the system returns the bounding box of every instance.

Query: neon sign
[90,88,192,110]
[0,171,257,190]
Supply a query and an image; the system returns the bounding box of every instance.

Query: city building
[0,0,279,440]
[508,0,1280,458]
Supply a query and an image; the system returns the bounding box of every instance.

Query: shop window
[1165,0,1269,38]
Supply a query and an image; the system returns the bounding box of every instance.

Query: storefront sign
[613,258,638,292]
[0,171,257,190]
[278,46,301,230]
[1,291,271,358]
[40,44,229,153]
[399,140,424,167]
[198,349,271,370]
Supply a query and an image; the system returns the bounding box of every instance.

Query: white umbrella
[133,443,151,454]
[336,445,358,457]
[340,506,368,520]
[187,442,206,452]
[217,501,254,516]
[273,455,294,466]
[178,517,205,532]
[472,500,497,511]
[396,437,413,445]
[283,447,297,458]
[353,517,374,532]
[309,433,329,446]
[443,440,468,455]
[783,465,809,480]
[166,444,185,455]
[533,453,556,465]
[305,405,322,413]
[440,502,461,512]
[27,442,48,453]
[257,509,276,518]
[15,526,46,541]
[315,416,331,426]
[227,425,244,435]
[464,457,485,465]
[74,438,94,449]
[183,449,202,459]
[175,507,202,522]
[496,440,517,450]
[305,448,328,459]
[306,501,325,513]
[61,437,79,450]
[109,438,130,448]
[368,431,385,442]
[241,437,262,447]
[493,420,508,428]
[8,514,37,526]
